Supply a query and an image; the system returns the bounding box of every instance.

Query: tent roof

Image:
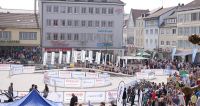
[0,90,62,106]
[174,50,192,56]
[136,52,151,56]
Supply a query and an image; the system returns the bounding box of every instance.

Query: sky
[0,0,194,13]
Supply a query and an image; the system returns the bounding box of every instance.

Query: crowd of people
[0,47,42,64]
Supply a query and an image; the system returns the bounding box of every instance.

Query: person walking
[8,83,13,98]
[130,87,136,106]
[122,88,127,106]
[43,84,49,98]
[70,93,78,106]
[127,86,131,102]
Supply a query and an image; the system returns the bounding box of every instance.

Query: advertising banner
[81,50,86,62]
[85,72,98,78]
[106,91,117,102]
[89,51,93,63]
[99,73,110,78]
[77,51,82,60]
[51,52,55,65]
[117,81,125,106]
[47,92,64,102]
[23,66,35,73]
[82,79,95,88]
[50,77,65,87]
[71,72,86,78]
[47,71,59,77]
[104,77,111,85]
[10,64,23,75]
[0,64,11,71]
[17,91,29,97]
[58,51,63,64]
[85,92,105,103]
[192,48,198,63]
[136,72,149,79]
[59,71,71,78]
[64,92,85,103]
[65,79,81,88]
[95,78,105,87]
[66,51,71,64]
[154,69,164,76]
[43,52,47,65]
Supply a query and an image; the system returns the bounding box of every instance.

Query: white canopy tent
[117,56,149,67]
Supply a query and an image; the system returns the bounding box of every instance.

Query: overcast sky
[0,0,193,13]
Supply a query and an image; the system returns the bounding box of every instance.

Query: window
[155,29,158,34]
[166,41,170,45]
[102,8,107,14]
[172,41,176,46]
[161,29,164,34]
[74,33,79,40]
[81,20,86,27]
[108,21,113,27]
[74,20,79,26]
[95,21,100,27]
[102,0,107,2]
[150,39,153,44]
[60,6,66,13]
[146,39,148,44]
[81,7,86,13]
[108,8,114,14]
[172,29,176,34]
[67,7,72,13]
[146,30,148,34]
[101,21,106,27]
[0,31,11,40]
[53,6,59,13]
[46,33,51,40]
[87,33,94,41]
[53,33,58,40]
[178,27,183,35]
[60,33,65,40]
[191,13,197,21]
[150,29,153,34]
[161,41,164,45]
[19,32,37,40]
[88,0,94,2]
[46,19,51,26]
[67,33,72,40]
[88,20,93,27]
[74,7,79,14]
[61,20,65,26]
[46,5,52,12]
[95,8,100,14]
[53,20,58,26]
[89,7,94,14]
[67,20,72,26]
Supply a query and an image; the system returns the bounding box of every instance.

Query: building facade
[40,0,124,55]
[177,0,200,50]
[159,12,177,53]
[144,7,177,51]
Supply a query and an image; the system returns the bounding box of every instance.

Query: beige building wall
[0,28,40,46]
[134,18,145,49]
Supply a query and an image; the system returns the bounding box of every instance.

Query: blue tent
[0,90,63,106]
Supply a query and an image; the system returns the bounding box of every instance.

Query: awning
[174,50,192,56]
[120,56,149,60]
[136,52,151,56]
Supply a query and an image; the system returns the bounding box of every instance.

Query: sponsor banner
[65,79,81,88]
[71,72,86,78]
[47,71,59,77]
[82,79,95,88]
[117,81,125,106]
[85,72,98,78]
[141,69,154,73]
[0,64,11,71]
[23,66,35,73]
[99,73,110,78]
[104,77,111,85]
[85,92,105,103]
[154,69,164,76]
[47,92,64,102]
[95,78,105,87]
[136,72,149,80]
[106,91,117,102]
[18,91,29,97]
[64,92,85,103]
[50,77,65,87]
[10,64,23,75]
[59,71,71,78]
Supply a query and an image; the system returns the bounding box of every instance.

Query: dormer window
[88,0,94,2]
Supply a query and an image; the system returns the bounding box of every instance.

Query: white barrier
[141,69,178,76]
[0,64,11,71]
[136,72,155,80]
[44,71,111,88]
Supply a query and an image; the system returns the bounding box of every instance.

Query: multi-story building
[177,0,200,50]
[39,0,124,56]
[134,12,149,50]
[144,6,177,51]
[127,9,149,54]
[0,11,40,59]
[159,11,177,53]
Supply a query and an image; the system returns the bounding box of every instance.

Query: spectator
[70,93,78,106]
[43,84,49,98]
[100,102,105,106]
[29,84,35,92]
[122,88,127,106]
[8,83,13,97]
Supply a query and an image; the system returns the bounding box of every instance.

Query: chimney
[182,3,184,6]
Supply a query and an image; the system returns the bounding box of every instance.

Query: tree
[188,34,200,45]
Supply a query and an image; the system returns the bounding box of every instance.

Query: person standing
[8,83,13,97]
[122,88,127,106]
[127,86,131,102]
[70,93,78,106]
[29,84,35,92]
[130,87,136,106]
[43,84,49,98]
